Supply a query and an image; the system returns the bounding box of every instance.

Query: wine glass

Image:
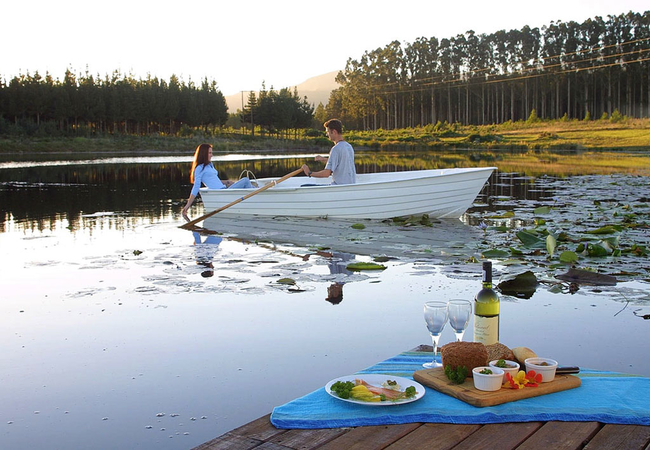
[447,299,472,342]
[422,301,448,368]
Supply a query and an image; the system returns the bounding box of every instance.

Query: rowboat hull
[199,167,496,219]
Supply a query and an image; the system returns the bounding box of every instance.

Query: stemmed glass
[422,301,448,368]
[447,299,472,342]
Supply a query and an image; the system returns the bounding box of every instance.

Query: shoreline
[2,118,650,155]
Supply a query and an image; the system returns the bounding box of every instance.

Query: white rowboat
[199,167,496,219]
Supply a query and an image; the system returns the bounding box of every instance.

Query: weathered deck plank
[193,414,286,450]
[267,427,351,449]
[385,423,481,450]
[517,421,601,450]
[315,423,421,450]
[448,422,543,450]
[583,424,650,449]
[195,416,650,450]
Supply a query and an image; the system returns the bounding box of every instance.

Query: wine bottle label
[474,315,499,345]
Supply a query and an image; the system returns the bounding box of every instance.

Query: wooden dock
[193,415,650,450]
[193,345,650,449]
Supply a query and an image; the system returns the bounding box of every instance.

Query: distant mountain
[224,71,339,113]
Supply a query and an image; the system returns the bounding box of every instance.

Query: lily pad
[351,223,366,230]
[346,262,387,271]
[586,243,610,257]
[516,230,546,249]
[534,206,552,215]
[586,225,622,234]
[559,251,579,263]
[497,271,538,299]
[276,278,296,285]
[481,249,509,258]
[509,247,524,256]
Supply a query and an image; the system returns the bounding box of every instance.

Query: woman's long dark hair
[190,143,212,183]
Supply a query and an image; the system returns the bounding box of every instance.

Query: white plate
[325,374,425,406]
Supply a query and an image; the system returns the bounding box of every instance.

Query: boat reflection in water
[202,213,484,264]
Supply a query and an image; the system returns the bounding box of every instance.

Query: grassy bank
[0,133,327,154]
[346,117,650,151]
[1,117,649,154]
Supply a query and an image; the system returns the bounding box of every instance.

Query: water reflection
[192,230,223,278]
[0,153,558,233]
[321,251,354,305]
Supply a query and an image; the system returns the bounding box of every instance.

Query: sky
[2,0,648,96]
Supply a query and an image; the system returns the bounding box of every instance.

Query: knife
[556,366,580,374]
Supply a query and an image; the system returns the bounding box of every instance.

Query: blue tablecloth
[271,351,650,429]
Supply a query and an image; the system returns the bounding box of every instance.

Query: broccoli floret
[330,381,355,399]
[405,386,416,397]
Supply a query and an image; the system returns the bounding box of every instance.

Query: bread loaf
[440,342,488,377]
[486,342,515,362]
[512,346,537,365]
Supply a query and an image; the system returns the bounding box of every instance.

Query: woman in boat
[182,143,253,218]
[301,119,356,185]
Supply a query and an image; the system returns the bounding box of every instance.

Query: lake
[1,149,649,450]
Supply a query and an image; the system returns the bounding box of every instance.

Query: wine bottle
[474,261,500,345]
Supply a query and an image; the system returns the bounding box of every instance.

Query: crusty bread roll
[512,346,537,365]
[486,342,515,362]
[440,342,488,377]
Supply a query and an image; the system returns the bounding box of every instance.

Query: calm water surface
[1,151,649,450]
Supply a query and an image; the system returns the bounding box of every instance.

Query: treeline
[0,69,319,139]
[323,11,650,130]
[240,85,315,137]
[0,70,229,136]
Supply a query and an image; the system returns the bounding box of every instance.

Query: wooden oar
[180,168,304,229]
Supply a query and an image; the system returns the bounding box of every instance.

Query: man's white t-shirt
[325,141,356,185]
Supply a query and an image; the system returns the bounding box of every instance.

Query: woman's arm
[182,194,197,219]
[183,166,203,218]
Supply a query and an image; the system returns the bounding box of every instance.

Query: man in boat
[301,119,356,185]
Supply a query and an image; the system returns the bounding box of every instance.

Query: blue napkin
[271,351,650,429]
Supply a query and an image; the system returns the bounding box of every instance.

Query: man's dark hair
[324,119,343,134]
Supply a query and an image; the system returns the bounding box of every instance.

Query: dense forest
[323,10,650,130]
[0,71,230,136]
[1,10,649,137]
[0,71,314,138]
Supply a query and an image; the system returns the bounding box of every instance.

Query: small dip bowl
[489,359,520,383]
[472,366,504,391]
[525,358,558,382]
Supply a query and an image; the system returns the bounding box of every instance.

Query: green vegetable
[330,381,355,399]
[405,386,416,397]
[480,368,493,375]
[444,365,469,384]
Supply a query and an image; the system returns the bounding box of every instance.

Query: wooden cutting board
[413,367,581,407]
